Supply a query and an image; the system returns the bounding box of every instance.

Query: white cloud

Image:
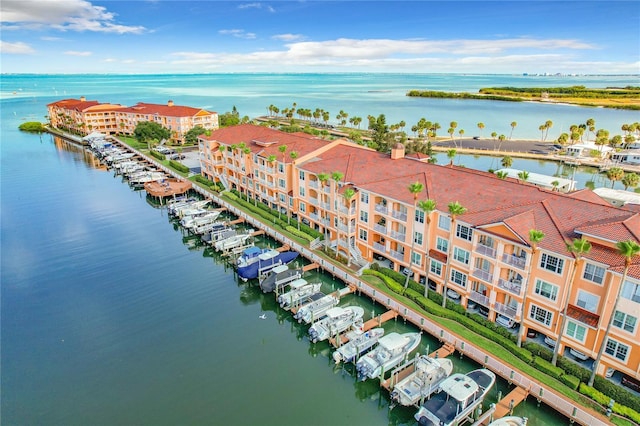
[219,29,256,39]
[272,33,305,42]
[238,3,275,12]
[0,40,35,54]
[64,50,92,56]
[0,0,146,34]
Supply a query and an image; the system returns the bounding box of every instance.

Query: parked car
[569,348,590,361]
[478,305,489,317]
[156,146,172,154]
[496,314,518,329]
[401,267,412,276]
[526,329,538,338]
[446,289,461,300]
[169,153,185,160]
[544,336,557,348]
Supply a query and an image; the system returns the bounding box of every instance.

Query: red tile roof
[117,102,214,117]
[47,98,102,111]
[567,304,600,327]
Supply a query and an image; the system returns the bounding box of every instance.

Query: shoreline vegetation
[407,86,640,110]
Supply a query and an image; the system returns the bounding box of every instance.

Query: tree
[621,172,639,190]
[368,114,391,152]
[606,167,625,188]
[317,172,330,250]
[331,171,345,257]
[443,201,467,308]
[552,237,592,366]
[495,170,508,179]
[417,199,437,297]
[134,121,171,150]
[551,180,560,191]
[517,170,529,183]
[477,122,485,138]
[517,230,545,347]
[544,120,553,141]
[404,182,424,290]
[497,134,506,151]
[509,121,517,140]
[184,125,207,144]
[588,240,640,386]
[501,155,513,169]
[446,149,457,166]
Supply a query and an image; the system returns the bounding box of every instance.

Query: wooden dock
[429,342,455,359]
[250,230,266,237]
[302,262,319,272]
[228,218,245,225]
[485,386,529,423]
[276,243,289,251]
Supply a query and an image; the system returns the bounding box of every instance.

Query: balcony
[309,180,319,189]
[390,249,404,261]
[308,196,319,206]
[374,203,389,215]
[498,278,522,296]
[309,212,319,222]
[502,253,526,270]
[469,291,489,306]
[390,230,406,242]
[373,242,387,253]
[339,206,356,215]
[391,210,407,221]
[337,223,349,232]
[476,243,496,259]
[472,268,493,284]
[494,302,518,319]
[373,224,387,234]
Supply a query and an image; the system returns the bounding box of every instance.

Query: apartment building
[47,98,218,144]
[199,124,640,382]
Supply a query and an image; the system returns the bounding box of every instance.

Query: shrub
[593,375,640,411]
[579,383,640,424]
[285,226,315,242]
[523,341,554,362]
[169,160,189,173]
[222,191,237,201]
[19,121,46,132]
[370,262,380,271]
[560,374,581,390]
[557,357,591,383]
[150,150,166,160]
[533,357,564,380]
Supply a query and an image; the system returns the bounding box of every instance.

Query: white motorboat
[128,171,166,185]
[332,328,385,364]
[308,306,365,343]
[356,332,421,381]
[488,417,528,426]
[259,265,303,293]
[180,211,221,229]
[168,200,210,216]
[278,279,323,310]
[193,221,226,235]
[293,293,340,324]
[213,232,252,252]
[414,369,496,426]
[389,355,454,407]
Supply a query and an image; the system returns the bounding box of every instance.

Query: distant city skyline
[1,1,639,74]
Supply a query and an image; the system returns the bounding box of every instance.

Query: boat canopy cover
[289,278,309,289]
[439,373,479,401]
[379,332,408,351]
[271,264,290,274]
[243,246,263,256]
[324,306,345,318]
[258,249,280,260]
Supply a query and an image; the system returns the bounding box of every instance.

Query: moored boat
[259,265,303,293]
[488,416,528,426]
[389,355,454,407]
[332,328,385,364]
[414,368,496,426]
[278,279,323,310]
[308,306,365,343]
[356,332,421,381]
[180,211,222,229]
[213,232,253,252]
[293,293,340,324]
[237,248,299,281]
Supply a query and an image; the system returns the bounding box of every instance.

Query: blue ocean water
[1,73,632,425]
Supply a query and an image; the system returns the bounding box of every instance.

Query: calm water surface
[1,75,610,425]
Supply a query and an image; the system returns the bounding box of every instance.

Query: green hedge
[560,374,581,390]
[286,226,315,242]
[169,160,189,173]
[592,375,640,411]
[579,383,640,424]
[533,356,564,380]
[150,150,166,160]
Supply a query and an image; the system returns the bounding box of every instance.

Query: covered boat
[259,265,303,293]
[236,248,299,281]
[277,279,323,310]
[332,328,385,364]
[308,306,365,343]
[356,332,421,381]
[390,355,454,407]
[213,232,252,252]
[414,369,496,426]
[293,294,340,324]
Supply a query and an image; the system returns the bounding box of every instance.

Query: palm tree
[343,187,356,266]
[443,201,467,308]
[497,134,506,151]
[539,125,546,141]
[544,120,553,141]
[495,171,508,179]
[446,149,457,166]
[404,182,425,290]
[331,171,344,257]
[317,172,330,250]
[418,199,437,297]
[509,121,517,140]
[477,122,485,138]
[551,180,560,191]
[552,237,592,366]
[606,167,625,188]
[517,170,530,183]
[517,230,545,347]
[588,240,640,386]
[501,155,513,169]
[621,172,639,190]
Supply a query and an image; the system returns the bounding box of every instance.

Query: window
[430,260,442,276]
[456,224,473,241]
[530,305,553,326]
[576,290,599,313]
[605,339,629,362]
[289,197,293,207]
[299,202,306,213]
[566,321,587,342]
[299,171,305,180]
[360,192,369,204]
[299,187,305,197]
[414,231,423,245]
[279,194,286,203]
[540,253,564,274]
[278,163,284,173]
[534,279,558,301]
[583,263,605,284]
[360,210,368,223]
[438,215,450,231]
[411,252,421,266]
[453,247,470,265]
[415,210,425,223]
[613,311,637,333]
[436,237,448,253]
[450,269,467,288]
[279,178,286,188]
[359,229,368,241]
[621,280,640,303]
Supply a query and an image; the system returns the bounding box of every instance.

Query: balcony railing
[390,249,404,261]
[476,243,496,259]
[339,206,356,215]
[498,278,522,296]
[373,242,387,253]
[494,302,518,319]
[472,268,493,284]
[337,223,349,232]
[469,291,489,306]
[374,203,389,215]
[309,196,319,206]
[309,180,319,189]
[391,210,407,221]
[309,212,319,222]
[390,230,406,242]
[373,224,387,234]
[502,253,526,270]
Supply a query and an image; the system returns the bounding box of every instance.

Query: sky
[1,0,639,74]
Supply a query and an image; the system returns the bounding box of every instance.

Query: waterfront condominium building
[47,97,218,144]
[199,124,640,382]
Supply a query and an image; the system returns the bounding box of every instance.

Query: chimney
[391,143,405,160]
[168,100,174,107]
[80,96,86,102]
